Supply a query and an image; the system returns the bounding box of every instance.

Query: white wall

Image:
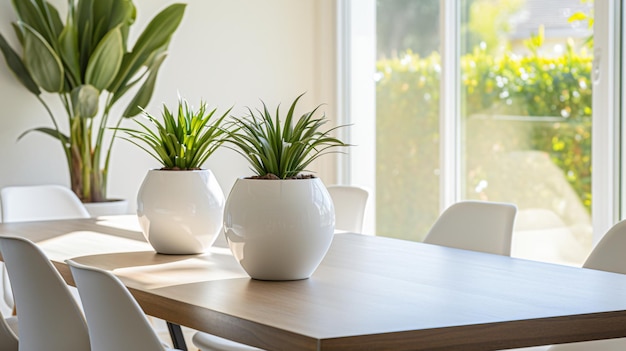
[0,0,338,211]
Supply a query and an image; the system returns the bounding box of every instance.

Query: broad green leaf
[22,22,64,92]
[11,0,56,45]
[122,52,167,117]
[11,23,24,45]
[58,20,81,87]
[75,0,94,71]
[71,84,100,118]
[110,41,166,103]
[119,22,130,51]
[75,0,95,42]
[29,0,64,39]
[109,3,185,93]
[0,33,40,95]
[78,20,92,75]
[85,27,123,90]
[132,3,185,56]
[92,0,135,42]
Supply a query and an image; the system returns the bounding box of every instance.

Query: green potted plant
[117,98,230,254]
[223,93,348,280]
[0,0,186,208]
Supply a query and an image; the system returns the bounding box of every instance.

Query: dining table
[1,215,626,351]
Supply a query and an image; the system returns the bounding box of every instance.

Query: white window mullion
[439,0,461,211]
[338,0,376,235]
[593,0,621,244]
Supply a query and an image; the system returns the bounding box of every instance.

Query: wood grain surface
[2,216,626,351]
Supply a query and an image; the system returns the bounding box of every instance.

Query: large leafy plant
[226,94,348,179]
[0,0,186,202]
[118,99,230,170]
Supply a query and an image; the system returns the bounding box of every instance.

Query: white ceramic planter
[137,169,225,254]
[224,177,335,280]
[84,199,129,217]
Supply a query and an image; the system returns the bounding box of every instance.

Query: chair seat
[192,331,264,351]
[4,316,17,335]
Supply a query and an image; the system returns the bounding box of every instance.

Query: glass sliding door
[346,0,615,266]
[458,0,594,265]
[375,0,442,241]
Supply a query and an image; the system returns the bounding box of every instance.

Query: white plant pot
[137,169,225,254]
[224,177,335,280]
[84,199,129,217]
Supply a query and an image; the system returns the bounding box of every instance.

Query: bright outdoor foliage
[376,44,592,240]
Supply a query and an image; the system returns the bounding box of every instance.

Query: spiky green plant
[225,94,348,179]
[118,99,230,170]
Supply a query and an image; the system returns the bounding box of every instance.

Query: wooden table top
[1,216,626,351]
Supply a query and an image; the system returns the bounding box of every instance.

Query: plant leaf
[122,51,167,117]
[21,22,64,92]
[0,33,40,95]
[58,18,81,87]
[11,23,24,45]
[74,0,94,73]
[109,3,185,93]
[18,127,69,145]
[71,84,100,118]
[40,0,64,37]
[224,94,349,178]
[85,26,124,90]
[11,0,57,45]
[92,0,135,43]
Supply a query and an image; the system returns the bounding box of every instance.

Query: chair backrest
[423,200,517,256]
[0,185,90,223]
[583,219,626,273]
[0,235,90,351]
[326,185,369,233]
[546,220,626,351]
[66,259,167,351]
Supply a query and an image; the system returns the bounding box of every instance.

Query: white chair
[0,235,90,351]
[544,220,626,351]
[423,200,517,256]
[192,331,263,351]
[326,185,369,233]
[0,201,19,351]
[0,184,90,223]
[0,184,90,319]
[66,259,180,351]
[0,316,18,351]
[0,216,13,320]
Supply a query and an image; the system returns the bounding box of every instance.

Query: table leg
[166,321,188,350]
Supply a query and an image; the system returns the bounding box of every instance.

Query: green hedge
[376,46,592,241]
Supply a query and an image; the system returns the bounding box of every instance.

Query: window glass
[375,0,593,265]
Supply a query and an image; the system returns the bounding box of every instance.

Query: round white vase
[137,169,225,254]
[223,177,335,280]
[84,199,129,217]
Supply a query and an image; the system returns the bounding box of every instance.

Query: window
[341,0,620,265]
